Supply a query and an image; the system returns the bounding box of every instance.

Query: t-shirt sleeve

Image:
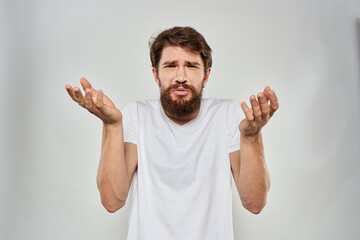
[227,100,244,153]
[121,101,137,145]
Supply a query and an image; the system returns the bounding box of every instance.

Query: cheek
[158,73,174,86]
[158,80,170,91]
[187,69,204,79]
[189,73,205,88]
[159,69,176,79]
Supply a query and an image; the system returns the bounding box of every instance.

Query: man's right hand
[65,78,122,126]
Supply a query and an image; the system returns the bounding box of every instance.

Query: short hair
[149,26,212,74]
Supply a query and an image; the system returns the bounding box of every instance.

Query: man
[65,26,278,240]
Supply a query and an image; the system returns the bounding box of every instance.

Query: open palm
[65,78,122,125]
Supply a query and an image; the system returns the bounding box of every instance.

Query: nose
[176,66,187,83]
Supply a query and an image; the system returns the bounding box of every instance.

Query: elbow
[240,180,270,214]
[241,199,266,215]
[102,199,126,213]
[245,204,265,214]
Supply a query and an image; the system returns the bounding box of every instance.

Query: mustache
[170,83,190,89]
[166,83,199,93]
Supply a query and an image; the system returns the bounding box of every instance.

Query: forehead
[159,46,203,65]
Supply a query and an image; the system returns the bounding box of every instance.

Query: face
[152,46,211,118]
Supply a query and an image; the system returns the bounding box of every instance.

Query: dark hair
[149,26,212,74]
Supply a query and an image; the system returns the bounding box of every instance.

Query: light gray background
[1,0,360,239]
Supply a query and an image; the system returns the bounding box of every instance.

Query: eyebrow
[186,61,201,66]
[162,61,201,66]
[162,61,177,66]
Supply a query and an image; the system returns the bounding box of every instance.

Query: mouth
[172,87,190,96]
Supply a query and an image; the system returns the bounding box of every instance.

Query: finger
[73,87,85,106]
[84,88,94,109]
[65,85,77,102]
[241,101,254,121]
[250,95,262,122]
[257,92,270,122]
[80,78,96,93]
[95,89,113,117]
[269,90,279,117]
[96,89,104,109]
[263,86,271,102]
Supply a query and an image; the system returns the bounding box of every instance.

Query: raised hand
[65,78,122,125]
[239,86,279,136]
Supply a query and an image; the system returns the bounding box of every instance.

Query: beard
[160,82,203,119]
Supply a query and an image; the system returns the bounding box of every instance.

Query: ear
[202,67,211,87]
[152,67,160,87]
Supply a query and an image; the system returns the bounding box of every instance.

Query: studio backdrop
[1,0,359,239]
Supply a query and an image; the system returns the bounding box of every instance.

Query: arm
[240,131,270,213]
[97,123,138,213]
[230,86,278,214]
[65,78,138,213]
[231,132,270,214]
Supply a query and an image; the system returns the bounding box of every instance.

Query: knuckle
[254,111,262,117]
[262,108,270,114]
[246,114,254,120]
[251,122,258,128]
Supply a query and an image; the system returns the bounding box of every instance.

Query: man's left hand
[239,86,279,136]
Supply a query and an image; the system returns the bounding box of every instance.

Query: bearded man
[65,26,279,240]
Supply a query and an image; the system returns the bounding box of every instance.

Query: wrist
[103,121,123,130]
[240,131,262,143]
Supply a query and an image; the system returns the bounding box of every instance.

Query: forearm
[238,131,270,213]
[97,122,129,212]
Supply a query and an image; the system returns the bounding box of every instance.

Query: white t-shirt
[122,98,244,240]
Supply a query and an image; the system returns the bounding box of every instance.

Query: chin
[171,93,191,102]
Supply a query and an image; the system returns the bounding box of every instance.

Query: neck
[164,107,200,125]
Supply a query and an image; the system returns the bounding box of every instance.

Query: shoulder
[121,99,161,120]
[203,98,243,123]
[136,99,160,110]
[122,99,159,111]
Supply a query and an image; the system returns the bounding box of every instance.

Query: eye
[187,63,199,68]
[165,64,176,68]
